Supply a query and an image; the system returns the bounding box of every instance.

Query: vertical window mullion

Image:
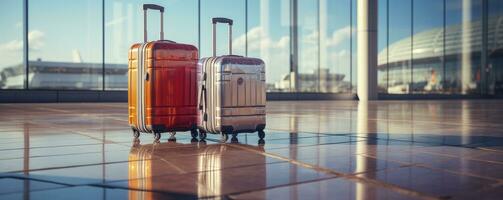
[410,0,414,94]
[245,0,248,57]
[102,0,105,91]
[317,0,321,92]
[387,0,389,92]
[443,0,446,93]
[350,0,353,92]
[24,0,29,89]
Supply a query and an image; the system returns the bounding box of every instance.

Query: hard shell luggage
[197,17,266,142]
[128,4,199,140]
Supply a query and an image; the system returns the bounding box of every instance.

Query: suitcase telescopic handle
[212,17,233,57]
[143,4,164,42]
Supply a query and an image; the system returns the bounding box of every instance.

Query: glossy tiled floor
[1,101,503,200]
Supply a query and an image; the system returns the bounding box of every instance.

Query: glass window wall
[104,0,197,90]
[297,0,319,92]
[377,0,388,93]
[412,0,444,94]
[1,0,501,97]
[488,0,503,95]
[445,0,482,94]
[28,0,103,90]
[320,0,352,93]
[247,0,291,92]
[387,0,412,94]
[200,0,246,58]
[0,0,24,89]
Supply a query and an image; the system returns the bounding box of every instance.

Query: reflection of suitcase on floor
[128,4,199,140]
[128,143,154,200]
[196,144,264,198]
[128,141,265,198]
[197,17,266,141]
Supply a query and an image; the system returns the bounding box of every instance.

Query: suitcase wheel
[191,129,198,139]
[168,132,176,141]
[258,131,265,139]
[221,133,229,143]
[231,136,239,143]
[133,130,140,139]
[258,139,265,145]
[153,132,161,141]
[199,130,207,140]
[133,138,140,147]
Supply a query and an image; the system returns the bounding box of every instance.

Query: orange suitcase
[128,4,199,140]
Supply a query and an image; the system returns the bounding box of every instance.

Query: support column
[357,0,378,101]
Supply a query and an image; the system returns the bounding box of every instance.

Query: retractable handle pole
[212,17,233,57]
[143,4,165,42]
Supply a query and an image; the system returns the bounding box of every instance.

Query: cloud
[233,27,290,52]
[0,30,45,52]
[232,25,353,83]
[327,26,351,47]
[106,16,128,27]
[301,26,352,47]
[0,39,23,51]
[233,26,291,83]
[28,30,45,50]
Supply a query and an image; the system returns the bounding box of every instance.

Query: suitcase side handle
[212,17,233,57]
[143,4,165,42]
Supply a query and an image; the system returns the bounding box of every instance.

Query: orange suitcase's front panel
[128,41,198,133]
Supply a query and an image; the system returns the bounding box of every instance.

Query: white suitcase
[197,17,266,142]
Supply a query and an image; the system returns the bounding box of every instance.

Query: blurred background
[1,0,502,97]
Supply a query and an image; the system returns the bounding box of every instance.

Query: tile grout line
[267,128,503,154]
[229,143,441,200]
[362,153,503,184]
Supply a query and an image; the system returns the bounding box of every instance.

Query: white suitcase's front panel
[217,60,266,132]
[198,56,266,134]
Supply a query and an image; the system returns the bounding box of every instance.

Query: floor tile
[1,101,503,199]
[357,165,498,199]
[0,178,67,195]
[0,185,196,200]
[230,177,423,200]
[107,161,335,198]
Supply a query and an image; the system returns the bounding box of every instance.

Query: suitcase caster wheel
[258,139,265,145]
[258,131,265,139]
[133,138,140,147]
[191,129,198,139]
[168,132,176,141]
[231,136,239,143]
[153,132,161,141]
[133,130,140,138]
[221,134,229,142]
[199,131,207,140]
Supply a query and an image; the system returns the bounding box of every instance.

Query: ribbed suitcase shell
[128,4,199,137]
[128,41,198,134]
[197,56,266,134]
